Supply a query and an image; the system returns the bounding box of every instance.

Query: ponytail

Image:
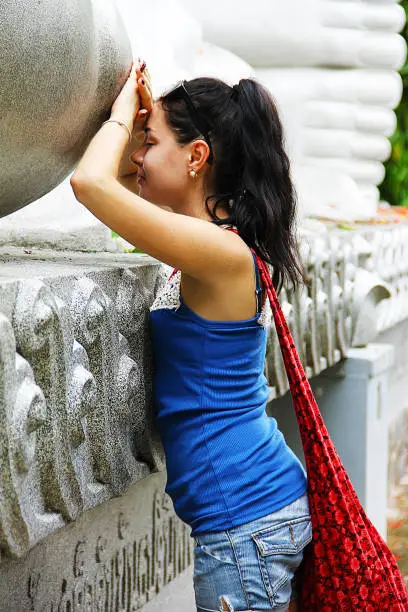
[160,77,304,292]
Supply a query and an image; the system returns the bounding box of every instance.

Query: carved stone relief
[0,259,164,561]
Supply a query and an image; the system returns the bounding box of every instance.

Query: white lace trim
[150,265,273,330]
[257,276,273,329]
[151,268,182,313]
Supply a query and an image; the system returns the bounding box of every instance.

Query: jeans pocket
[250,516,312,608]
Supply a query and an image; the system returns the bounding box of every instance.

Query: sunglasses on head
[164,81,214,165]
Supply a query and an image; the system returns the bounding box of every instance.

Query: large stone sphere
[0,0,132,218]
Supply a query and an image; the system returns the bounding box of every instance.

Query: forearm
[98,174,171,210]
[73,118,132,182]
[117,172,140,195]
[70,175,169,253]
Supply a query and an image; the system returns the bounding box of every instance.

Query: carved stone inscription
[19,486,193,611]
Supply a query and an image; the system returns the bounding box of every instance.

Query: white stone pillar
[269,342,395,539]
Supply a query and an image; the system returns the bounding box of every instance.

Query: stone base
[143,565,195,612]
[0,472,195,611]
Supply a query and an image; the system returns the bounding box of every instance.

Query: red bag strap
[254,250,307,392]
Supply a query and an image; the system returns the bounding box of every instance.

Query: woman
[71,61,312,612]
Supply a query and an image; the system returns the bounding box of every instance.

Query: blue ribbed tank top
[150,239,307,536]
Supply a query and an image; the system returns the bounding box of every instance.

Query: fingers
[136,58,152,87]
[132,58,153,114]
[143,65,152,82]
[137,109,149,121]
[138,78,153,112]
[143,73,153,97]
[139,88,153,113]
[138,74,152,96]
[139,79,153,108]
[139,65,152,97]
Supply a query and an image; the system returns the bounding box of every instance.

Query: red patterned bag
[250,246,408,611]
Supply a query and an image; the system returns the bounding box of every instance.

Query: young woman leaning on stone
[70,60,312,612]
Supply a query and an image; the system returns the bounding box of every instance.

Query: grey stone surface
[142,565,195,612]
[0,0,132,217]
[0,471,195,611]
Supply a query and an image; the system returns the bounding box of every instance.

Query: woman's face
[129,103,192,209]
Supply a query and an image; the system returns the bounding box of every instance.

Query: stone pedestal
[0,0,131,217]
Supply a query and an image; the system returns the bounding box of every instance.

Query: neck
[174,189,231,224]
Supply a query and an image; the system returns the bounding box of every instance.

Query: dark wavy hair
[159,77,304,292]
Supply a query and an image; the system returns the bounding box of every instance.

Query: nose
[130,145,145,167]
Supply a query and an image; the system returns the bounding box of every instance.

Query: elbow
[70,171,88,200]
[70,171,106,202]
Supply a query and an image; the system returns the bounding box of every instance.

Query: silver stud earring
[189,169,198,179]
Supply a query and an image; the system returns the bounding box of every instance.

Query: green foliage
[380,2,408,206]
[110,230,144,253]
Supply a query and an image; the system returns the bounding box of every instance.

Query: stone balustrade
[0,222,405,561]
[0,252,163,560]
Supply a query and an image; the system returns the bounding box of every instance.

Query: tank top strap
[250,249,263,314]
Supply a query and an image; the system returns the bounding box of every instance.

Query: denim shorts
[192,492,312,612]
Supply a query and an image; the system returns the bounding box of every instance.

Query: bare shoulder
[180,231,262,322]
[184,227,252,286]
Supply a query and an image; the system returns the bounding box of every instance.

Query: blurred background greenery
[380,0,408,207]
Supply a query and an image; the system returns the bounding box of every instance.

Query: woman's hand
[133,61,154,138]
[110,59,153,134]
[70,59,153,192]
[116,61,154,178]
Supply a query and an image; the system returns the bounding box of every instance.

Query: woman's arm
[70,64,247,282]
[71,171,245,280]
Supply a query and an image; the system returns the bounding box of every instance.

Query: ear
[187,139,211,173]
